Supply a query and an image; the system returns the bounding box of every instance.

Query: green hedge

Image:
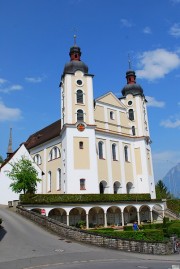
[167,222,180,237]
[89,228,165,242]
[166,199,180,215]
[20,193,151,205]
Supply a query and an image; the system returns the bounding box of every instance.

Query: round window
[76,79,83,86]
[128,101,132,106]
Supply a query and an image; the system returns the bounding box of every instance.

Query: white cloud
[0,84,23,93]
[146,96,165,108]
[152,150,180,179]
[143,27,152,34]
[160,115,180,128]
[169,23,180,38]
[170,0,180,4]
[0,78,7,84]
[136,49,180,81]
[0,101,22,122]
[25,76,44,83]
[120,19,133,28]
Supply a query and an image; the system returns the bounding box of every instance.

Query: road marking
[137,266,149,269]
[54,249,64,252]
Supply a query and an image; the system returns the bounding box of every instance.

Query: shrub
[75,220,86,229]
[167,222,180,237]
[19,193,151,204]
[124,226,133,231]
[89,228,165,242]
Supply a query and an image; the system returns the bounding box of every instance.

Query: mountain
[163,163,180,198]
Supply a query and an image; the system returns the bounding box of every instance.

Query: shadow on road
[0,226,7,241]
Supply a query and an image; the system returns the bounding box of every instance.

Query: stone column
[162,209,165,218]
[121,211,124,226]
[104,212,107,227]
[150,210,153,223]
[86,214,89,229]
[66,214,69,226]
[137,211,140,225]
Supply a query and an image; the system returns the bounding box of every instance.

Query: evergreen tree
[155,180,171,199]
[7,157,41,194]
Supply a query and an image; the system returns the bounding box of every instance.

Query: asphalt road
[0,205,179,269]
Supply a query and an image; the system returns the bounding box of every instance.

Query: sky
[0,0,180,181]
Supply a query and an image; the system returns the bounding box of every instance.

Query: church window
[110,111,115,120]
[98,141,104,159]
[77,79,83,86]
[80,178,86,190]
[129,109,134,121]
[132,126,136,136]
[77,109,84,121]
[47,171,52,192]
[76,90,83,104]
[112,143,117,161]
[48,146,61,161]
[79,141,84,149]
[33,154,42,165]
[57,168,61,190]
[124,145,129,162]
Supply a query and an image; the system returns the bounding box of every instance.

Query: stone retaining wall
[16,206,174,255]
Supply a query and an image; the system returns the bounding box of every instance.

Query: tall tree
[0,155,3,163]
[155,180,171,199]
[7,157,41,194]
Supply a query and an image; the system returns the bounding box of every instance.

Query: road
[0,205,179,269]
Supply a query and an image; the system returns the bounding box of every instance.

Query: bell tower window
[77,109,84,121]
[76,90,83,104]
[129,109,134,121]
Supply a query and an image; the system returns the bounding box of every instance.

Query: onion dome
[121,69,144,97]
[63,37,88,75]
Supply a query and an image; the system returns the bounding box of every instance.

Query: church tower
[59,38,99,194]
[121,69,156,198]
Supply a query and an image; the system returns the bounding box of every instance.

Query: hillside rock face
[163,163,180,198]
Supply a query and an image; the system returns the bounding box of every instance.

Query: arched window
[79,141,84,149]
[113,181,121,194]
[98,141,104,159]
[33,154,42,165]
[80,178,86,190]
[77,109,84,121]
[57,168,61,190]
[126,182,133,194]
[124,145,129,162]
[112,143,117,161]
[110,111,115,120]
[76,90,83,104]
[48,147,60,161]
[48,171,52,192]
[129,109,134,121]
[132,126,136,136]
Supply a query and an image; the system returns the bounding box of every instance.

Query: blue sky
[0,0,180,181]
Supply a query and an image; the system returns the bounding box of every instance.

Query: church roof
[25,119,61,150]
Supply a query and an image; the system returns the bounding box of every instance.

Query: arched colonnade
[30,203,165,229]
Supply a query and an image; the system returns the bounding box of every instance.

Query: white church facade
[24,42,155,198]
[0,41,164,227]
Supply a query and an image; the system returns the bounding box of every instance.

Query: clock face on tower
[77,123,85,132]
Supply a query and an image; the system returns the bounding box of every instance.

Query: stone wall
[16,206,174,255]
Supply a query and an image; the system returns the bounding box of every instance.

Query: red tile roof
[25,119,61,150]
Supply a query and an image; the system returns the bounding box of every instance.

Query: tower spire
[7,127,13,158]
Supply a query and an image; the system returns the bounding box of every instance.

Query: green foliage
[89,228,165,242]
[19,193,151,204]
[7,157,41,194]
[167,199,180,215]
[155,180,171,199]
[167,222,180,237]
[75,220,86,228]
[124,226,133,231]
[0,155,3,163]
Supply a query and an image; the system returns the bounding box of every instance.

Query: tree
[7,157,41,194]
[155,180,171,199]
[0,155,3,163]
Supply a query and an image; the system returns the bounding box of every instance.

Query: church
[23,40,155,198]
[0,40,164,227]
